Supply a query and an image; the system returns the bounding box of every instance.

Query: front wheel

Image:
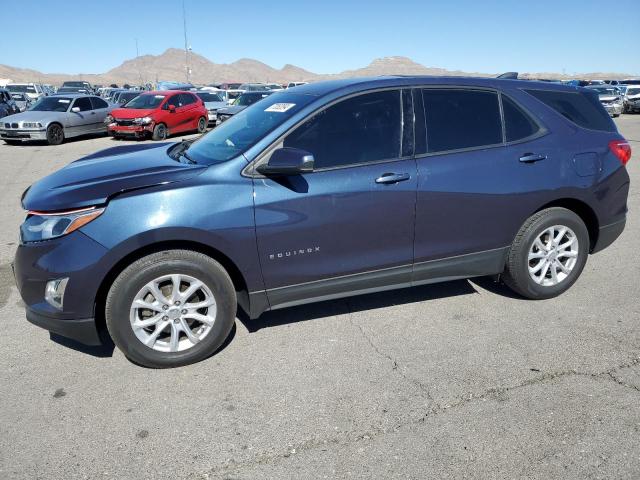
[151,123,167,141]
[46,124,64,145]
[197,116,207,133]
[105,250,237,368]
[503,207,589,300]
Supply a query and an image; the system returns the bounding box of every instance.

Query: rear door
[253,89,417,308]
[412,87,559,283]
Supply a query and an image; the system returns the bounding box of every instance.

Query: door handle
[519,153,546,163]
[375,173,411,184]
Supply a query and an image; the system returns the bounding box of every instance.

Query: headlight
[104,114,114,124]
[22,122,42,128]
[20,207,104,243]
[133,116,153,125]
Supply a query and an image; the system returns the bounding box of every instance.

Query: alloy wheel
[527,225,579,287]
[129,274,217,352]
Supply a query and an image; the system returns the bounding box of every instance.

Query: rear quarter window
[501,95,540,142]
[524,89,616,132]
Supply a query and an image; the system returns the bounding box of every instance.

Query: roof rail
[496,72,518,79]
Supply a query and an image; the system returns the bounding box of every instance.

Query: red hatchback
[107,90,208,140]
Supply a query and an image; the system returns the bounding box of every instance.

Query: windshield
[8,85,36,93]
[197,92,224,102]
[119,93,139,104]
[627,88,640,96]
[124,94,165,109]
[186,93,313,165]
[235,92,272,106]
[30,97,72,112]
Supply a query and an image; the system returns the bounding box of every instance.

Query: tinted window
[90,97,108,109]
[180,93,196,105]
[166,94,181,108]
[502,95,540,142]
[525,89,616,132]
[284,90,402,169]
[422,89,502,153]
[72,97,93,112]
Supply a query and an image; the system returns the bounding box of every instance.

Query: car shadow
[237,278,482,333]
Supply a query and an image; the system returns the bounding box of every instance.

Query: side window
[422,89,502,153]
[166,94,181,109]
[180,93,196,106]
[90,97,108,110]
[72,97,93,112]
[501,95,540,142]
[284,90,402,169]
[524,89,616,133]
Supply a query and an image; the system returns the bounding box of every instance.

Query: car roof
[290,76,583,97]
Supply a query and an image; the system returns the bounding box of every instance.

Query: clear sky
[4,0,639,76]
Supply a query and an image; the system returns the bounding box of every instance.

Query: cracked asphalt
[0,116,639,479]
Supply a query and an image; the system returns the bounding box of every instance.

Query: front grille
[114,119,134,127]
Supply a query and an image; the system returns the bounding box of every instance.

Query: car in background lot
[220,82,242,90]
[266,83,284,91]
[238,83,270,92]
[112,91,139,106]
[0,94,112,145]
[56,86,91,94]
[10,93,33,112]
[0,88,20,118]
[624,86,640,113]
[215,90,273,125]
[61,81,94,94]
[286,81,307,88]
[6,83,46,101]
[106,90,208,140]
[12,77,631,368]
[195,91,228,125]
[586,85,623,117]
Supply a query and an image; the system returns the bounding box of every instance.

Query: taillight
[609,139,631,166]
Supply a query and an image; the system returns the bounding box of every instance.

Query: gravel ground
[0,116,639,480]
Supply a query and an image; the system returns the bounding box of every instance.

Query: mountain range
[0,48,637,86]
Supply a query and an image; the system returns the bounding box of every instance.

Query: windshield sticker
[58,99,70,103]
[265,103,296,113]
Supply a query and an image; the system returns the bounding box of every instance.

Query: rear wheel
[46,124,64,145]
[105,250,237,368]
[503,207,589,299]
[197,116,207,133]
[151,123,167,141]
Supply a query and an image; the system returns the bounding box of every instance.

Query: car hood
[110,108,156,119]
[22,142,206,211]
[218,105,247,115]
[1,110,66,124]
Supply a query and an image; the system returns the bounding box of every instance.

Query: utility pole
[183,0,191,83]
[136,38,143,86]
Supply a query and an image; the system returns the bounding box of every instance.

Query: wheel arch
[534,198,599,252]
[94,239,250,332]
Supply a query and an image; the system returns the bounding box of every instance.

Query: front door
[252,89,417,308]
[68,96,97,136]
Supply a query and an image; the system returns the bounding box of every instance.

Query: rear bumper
[592,218,626,254]
[26,308,101,345]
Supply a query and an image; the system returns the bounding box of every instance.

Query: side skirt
[247,247,509,319]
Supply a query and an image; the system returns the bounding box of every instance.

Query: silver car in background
[9,93,33,112]
[0,94,113,145]
[586,85,624,117]
[623,86,640,113]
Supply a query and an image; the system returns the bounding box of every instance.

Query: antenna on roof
[497,72,518,79]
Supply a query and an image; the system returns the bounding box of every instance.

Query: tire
[197,116,207,133]
[503,207,589,300]
[151,123,167,141]
[105,250,237,368]
[46,123,64,145]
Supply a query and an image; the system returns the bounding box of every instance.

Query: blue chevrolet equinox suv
[14,77,631,367]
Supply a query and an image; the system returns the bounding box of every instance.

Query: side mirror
[168,104,176,112]
[71,106,80,113]
[256,147,314,176]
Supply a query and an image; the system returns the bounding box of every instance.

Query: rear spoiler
[497,72,519,79]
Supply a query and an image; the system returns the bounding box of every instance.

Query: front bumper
[108,123,154,137]
[207,111,217,123]
[14,230,110,346]
[26,308,101,345]
[0,128,47,141]
[602,103,623,116]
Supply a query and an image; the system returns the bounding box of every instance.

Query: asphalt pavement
[0,117,639,479]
